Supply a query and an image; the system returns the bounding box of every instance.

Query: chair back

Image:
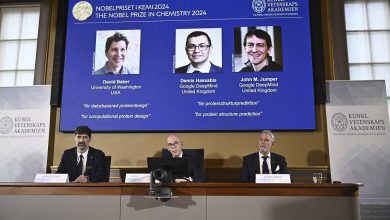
[183,149,204,173]
[161,148,205,181]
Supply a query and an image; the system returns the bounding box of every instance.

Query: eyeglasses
[186,44,210,51]
[166,141,181,150]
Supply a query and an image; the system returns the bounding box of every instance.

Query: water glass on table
[312,173,323,183]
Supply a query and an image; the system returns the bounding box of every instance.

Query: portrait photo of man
[234,26,283,72]
[175,28,222,73]
[93,30,141,75]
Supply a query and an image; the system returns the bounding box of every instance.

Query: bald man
[164,134,206,182]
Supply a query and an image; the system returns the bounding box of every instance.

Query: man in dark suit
[175,31,222,73]
[163,134,205,182]
[57,126,108,182]
[240,130,289,183]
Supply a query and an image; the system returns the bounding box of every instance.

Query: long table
[0,183,360,220]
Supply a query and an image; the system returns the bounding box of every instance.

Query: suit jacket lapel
[86,147,95,167]
[254,153,260,175]
[270,153,279,173]
[182,151,191,169]
[85,147,94,175]
[71,148,78,172]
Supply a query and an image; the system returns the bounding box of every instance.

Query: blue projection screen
[60,0,316,132]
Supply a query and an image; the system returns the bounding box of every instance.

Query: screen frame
[53,0,325,107]
[147,157,189,178]
[55,0,326,132]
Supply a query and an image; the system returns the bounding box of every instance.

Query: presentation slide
[60,0,316,131]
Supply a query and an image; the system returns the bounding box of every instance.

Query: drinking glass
[317,173,323,183]
[312,173,318,183]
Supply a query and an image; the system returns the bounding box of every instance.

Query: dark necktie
[193,70,201,73]
[262,156,269,174]
[77,155,83,176]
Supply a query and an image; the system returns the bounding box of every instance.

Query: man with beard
[240,29,282,72]
[57,126,108,182]
[93,32,133,75]
[240,130,289,183]
[163,134,206,182]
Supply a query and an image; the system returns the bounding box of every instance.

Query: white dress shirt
[259,152,272,174]
[77,149,89,175]
[187,62,211,73]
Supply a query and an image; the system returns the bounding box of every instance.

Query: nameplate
[34,174,69,183]
[256,174,291,183]
[125,173,150,183]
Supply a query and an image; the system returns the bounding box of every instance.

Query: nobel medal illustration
[72,1,93,21]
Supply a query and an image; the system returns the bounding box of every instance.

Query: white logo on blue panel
[252,0,266,13]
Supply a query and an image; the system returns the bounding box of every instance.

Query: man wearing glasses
[164,134,206,182]
[56,126,108,183]
[175,31,222,73]
[240,29,282,72]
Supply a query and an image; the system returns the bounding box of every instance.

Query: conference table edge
[0,182,359,196]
